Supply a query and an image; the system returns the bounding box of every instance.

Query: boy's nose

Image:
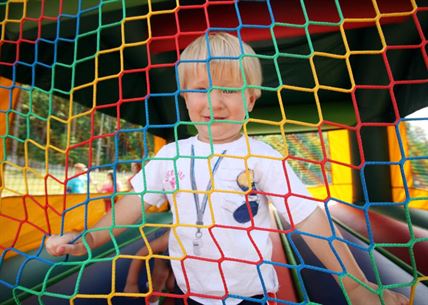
[208,90,224,109]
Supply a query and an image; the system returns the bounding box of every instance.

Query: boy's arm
[46,194,151,256]
[124,246,150,292]
[124,230,170,292]
[296,207,408,305]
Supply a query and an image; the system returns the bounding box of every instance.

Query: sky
[406,106,428,120]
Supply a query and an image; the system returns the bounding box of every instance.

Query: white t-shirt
[131,135,319,305]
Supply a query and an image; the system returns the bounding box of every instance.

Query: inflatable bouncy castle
[1,1,428,304]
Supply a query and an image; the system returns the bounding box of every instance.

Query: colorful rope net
[0,0,428,305]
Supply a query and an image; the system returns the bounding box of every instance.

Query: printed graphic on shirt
[163,169,185,191]
[233,170,260,223]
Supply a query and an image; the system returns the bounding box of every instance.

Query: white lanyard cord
[190,144,227,238]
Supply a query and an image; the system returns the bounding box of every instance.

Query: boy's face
[183,71,256,144]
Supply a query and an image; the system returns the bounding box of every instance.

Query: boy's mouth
[202,116,226,121]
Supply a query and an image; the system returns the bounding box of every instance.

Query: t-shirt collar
[191,134,246,152]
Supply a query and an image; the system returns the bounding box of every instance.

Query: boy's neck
[196,133,243,144]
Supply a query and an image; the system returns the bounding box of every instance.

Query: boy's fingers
[389,291,408,305]
[398,294,409,305]
[57,243,86,256]
[45,235,65,256]
[46,233,86,256]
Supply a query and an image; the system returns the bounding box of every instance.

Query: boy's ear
[247,95,256,112]
[181,93,189,107]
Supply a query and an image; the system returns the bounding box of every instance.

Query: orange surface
[0,193,107,259]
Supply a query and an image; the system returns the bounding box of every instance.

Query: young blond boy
[46,32,408,305]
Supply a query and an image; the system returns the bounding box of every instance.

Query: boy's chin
[196,125,242,142]
[207,133,243,143]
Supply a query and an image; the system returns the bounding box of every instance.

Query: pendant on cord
[193,230,203,255]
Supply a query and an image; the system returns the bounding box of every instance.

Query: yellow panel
[309,184,354,203]
[388,125,428,209]
[391,188,428,208]
[328,129,352,184]
[388,124,413,190]
[325,129,353,202]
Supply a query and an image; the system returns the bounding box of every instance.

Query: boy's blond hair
[178,32,262,98]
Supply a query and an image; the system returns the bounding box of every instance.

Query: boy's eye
[222,89,238,94]
[187,88,207,94]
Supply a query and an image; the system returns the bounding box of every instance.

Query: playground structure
[1,0,428,304]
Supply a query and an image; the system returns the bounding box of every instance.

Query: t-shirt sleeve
[256,150,319,225]
[66,179,73,193]
[130,146,169,207]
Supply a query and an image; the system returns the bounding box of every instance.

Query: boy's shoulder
[246,137,282,157]
[154,137,194,156]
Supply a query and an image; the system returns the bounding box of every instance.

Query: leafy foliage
[9,87,153,169]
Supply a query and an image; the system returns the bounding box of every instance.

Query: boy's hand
[348,282,408,305]
[45,232,92,256]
